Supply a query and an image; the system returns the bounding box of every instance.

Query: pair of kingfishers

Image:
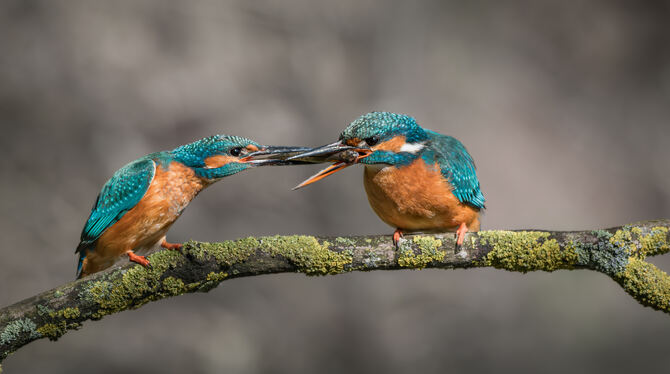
[76,112,485,278]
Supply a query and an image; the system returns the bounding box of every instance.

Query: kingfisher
[75,135,306,278]
[288,112,485,246]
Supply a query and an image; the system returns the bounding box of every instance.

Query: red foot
[160,238,183,251]
[393,229,404,246]
[456,222,468,246]
[127,251,150,267]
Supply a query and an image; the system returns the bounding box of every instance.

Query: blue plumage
[422,130,485,209]
[83,160,156,241]
[79,159,156,248]
[76,158,156,275]
[75,135,265,278]
[341,112,485,209]
[340,112,429,144]
[290,111,485,246]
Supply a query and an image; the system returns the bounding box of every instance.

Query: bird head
[171,135,309,181]
[288,112,429,189]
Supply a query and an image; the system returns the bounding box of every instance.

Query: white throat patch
[399,142,425,154]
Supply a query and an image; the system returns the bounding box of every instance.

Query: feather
[421,130,485,209]
[75,158,156,276]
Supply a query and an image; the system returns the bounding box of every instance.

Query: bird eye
[230,147,242,157]
[365,136,379,146]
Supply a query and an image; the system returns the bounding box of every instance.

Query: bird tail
[75,242,90,279]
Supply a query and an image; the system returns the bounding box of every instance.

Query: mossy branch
[1,220,669,363]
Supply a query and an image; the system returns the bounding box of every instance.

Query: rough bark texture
[1,220,669,364]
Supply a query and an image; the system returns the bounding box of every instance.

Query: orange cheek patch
[346,138,362,146]
[204,155,237,169]
[373,136,406,152]
[246,144,259,152]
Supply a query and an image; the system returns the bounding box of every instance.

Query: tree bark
[1,220,669,363]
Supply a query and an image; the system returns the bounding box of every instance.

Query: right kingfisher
[289,112,485,246]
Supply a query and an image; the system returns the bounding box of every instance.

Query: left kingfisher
[287,112,485,246]
[75,135,307,278]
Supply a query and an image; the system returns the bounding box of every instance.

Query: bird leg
[393,228,404,246]
[160,238,183,251]
[127,250,150,267]
[456,222,468,246]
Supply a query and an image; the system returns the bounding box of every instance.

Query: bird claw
[127,251,150,268]
[393,229,404,247]
[455,223,468,252]
[160,240,183,251]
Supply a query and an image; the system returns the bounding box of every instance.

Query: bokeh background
[1,1,669,373]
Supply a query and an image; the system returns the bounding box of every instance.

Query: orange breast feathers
[362,158,480,232]
[82,162,208,275]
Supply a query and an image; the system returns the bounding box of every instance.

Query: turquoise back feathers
[421,130,485,209]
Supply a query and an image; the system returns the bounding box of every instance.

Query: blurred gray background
[1,0,669,373]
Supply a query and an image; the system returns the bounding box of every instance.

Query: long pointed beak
[292,162,351,190]
[285,141,354,161]
[242,145,314,166]
[290,141,372,190]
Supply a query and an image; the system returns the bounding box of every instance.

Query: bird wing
[422,130,485,209]
[77,158,156,249]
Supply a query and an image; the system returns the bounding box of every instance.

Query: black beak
[285,141,367,163]
[242,146,316,166]
[286,141,373,189]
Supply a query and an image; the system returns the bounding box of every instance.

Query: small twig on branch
[1,220,669,363]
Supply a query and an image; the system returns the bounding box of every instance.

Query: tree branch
[1,220,669,363]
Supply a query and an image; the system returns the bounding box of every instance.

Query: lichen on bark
[1,220,669,364]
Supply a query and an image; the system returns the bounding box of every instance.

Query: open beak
[287,141,372,190]
[241,146,314,166]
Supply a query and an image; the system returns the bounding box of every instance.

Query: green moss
[0,319,39,345]
[206,272,228,281]
[592,230,628,275]
[616,258,670,312]
[146,249,186,272]
[190,272,230,293]
[160,277,187,296]
[566,241,590,266]
[53,290,64,298]
[335,237,357,247]
[82,249,188,316]
[633,226,669,258]
[36,304,53,317]
[609,226,670,312]
[186,237,259,266]
[362,252,382,268]
[609,228,634,254]
[571,226,669,276]
[479,231,576,272]
[35,320,80,341]
[261,235,353,275]
[26,308,83,341]
[49,307,81,320]
[36,323,65,340]
[567,229,628,275]
[397,236,445,269]
[52,307,70,319]
[79,243,247,318]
